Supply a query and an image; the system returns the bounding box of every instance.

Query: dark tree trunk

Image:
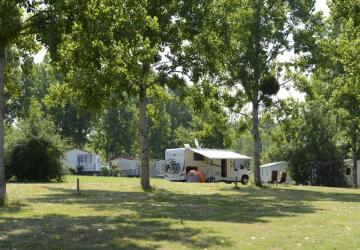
[0,48,6,205]
[252,0,262,187]
[139,64,150,190]
[252,100,262,186]
[351,122,358,188]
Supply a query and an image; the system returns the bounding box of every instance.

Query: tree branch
[239,112,253,120]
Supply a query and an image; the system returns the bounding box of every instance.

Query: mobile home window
[346,167,351,175]
[193,153,205,161]
[77,154,88,163]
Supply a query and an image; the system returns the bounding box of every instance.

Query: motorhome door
[221,159,227,177]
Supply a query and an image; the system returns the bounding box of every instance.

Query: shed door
[221,159,227,177]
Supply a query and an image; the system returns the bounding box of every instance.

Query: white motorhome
[163,147,251,184]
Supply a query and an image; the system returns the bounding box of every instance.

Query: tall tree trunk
[351,121,358,188]
[0,48,6,205]
[252,100,262,186]
[252,0,262,187]
[139,64,150,190]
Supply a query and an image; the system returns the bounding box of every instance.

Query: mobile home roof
[190,148,251,160]
[260,161,287,168]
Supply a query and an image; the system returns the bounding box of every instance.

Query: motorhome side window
[244,161,250,170]
[194,153,205,161]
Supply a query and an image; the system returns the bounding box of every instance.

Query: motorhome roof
[190,148,251,160]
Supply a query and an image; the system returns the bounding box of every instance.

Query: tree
[147,85,172,159]
[287,101,346,187]
[0,0,47,205]
[330,80,360,188]
[89,99,138,161]
[299,1,360,188]
[179,0,317,186]
[328,2,360,188]
[265,97,346,186]
[173,82,232,149]
[3,46,34,123]
[46,0,189,190]
[264,99,303,162]
[6,54,93,147]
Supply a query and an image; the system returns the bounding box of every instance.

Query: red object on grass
[186,170,206,183]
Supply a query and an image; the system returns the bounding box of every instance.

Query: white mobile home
[111,157,140,177]
[63,149,101,174]
[163,147,251,184]
[260,161,293,184]
[344,159,360,186]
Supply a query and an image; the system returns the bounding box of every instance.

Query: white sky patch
[315,0,330,16]
[34,47,47,63]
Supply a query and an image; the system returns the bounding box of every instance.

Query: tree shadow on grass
[3,185,359,249]
[0,200,28,215]
[0,214,230,250]
[24,186,327,224]
[220,186,360,203]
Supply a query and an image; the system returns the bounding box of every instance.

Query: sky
[34,0,330,101]
[315,0,330,16]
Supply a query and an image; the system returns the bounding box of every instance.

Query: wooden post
[77,178,80,194]
[235,176,238,189]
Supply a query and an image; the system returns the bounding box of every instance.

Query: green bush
[68,168,76,175]
[111,164,120,177]
[100,166,110,176]
[6,137,64,182]
[5,100,67,182]
[76,164,84,174]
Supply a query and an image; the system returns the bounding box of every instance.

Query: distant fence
[151,160,165,177]
[113,159,165,177]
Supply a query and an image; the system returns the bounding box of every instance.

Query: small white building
[63,149,101,174]
[260,161,293,184]
[344,159,360,186]
[111,156,140,177]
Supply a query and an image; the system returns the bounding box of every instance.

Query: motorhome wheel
[241,176,249,185]
[208,177,216,183]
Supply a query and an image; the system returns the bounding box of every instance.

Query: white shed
[63,149,101,174]
[111,157,140,177]
[344,159,360,186]
[260,161,293,184]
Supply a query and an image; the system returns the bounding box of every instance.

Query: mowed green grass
[0,176,360,250]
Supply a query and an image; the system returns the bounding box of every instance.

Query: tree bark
[351,121,358,188]
[252,100,262,186]
[139,64,151,190]
[252,0,262,187]
[0,48,6,205]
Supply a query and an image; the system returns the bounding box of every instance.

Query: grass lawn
[0,176,360,249]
